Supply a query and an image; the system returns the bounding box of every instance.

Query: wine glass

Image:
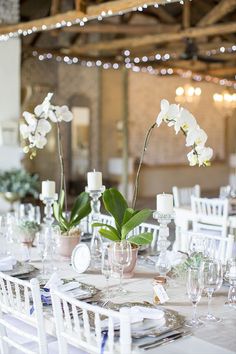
[200,259,223,322]
[36,231,47,278]
[101,246,112,299]
[185,267,204,328]
[111,241,131,294]
[0,215,8,256]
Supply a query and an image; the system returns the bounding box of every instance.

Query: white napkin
[44,273,64,290]
[0,256,17,271]
[101,306,164,328]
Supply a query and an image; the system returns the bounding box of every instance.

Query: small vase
[58,229,81,258]
[108,244,138,279]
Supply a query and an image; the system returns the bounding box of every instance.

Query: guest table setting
[0,95,235,354]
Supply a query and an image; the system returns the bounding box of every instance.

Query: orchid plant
[20,93,73,211]
[132,99,213,208]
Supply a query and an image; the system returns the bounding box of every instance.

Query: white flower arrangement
[20,93,73,211]
[132,99,213,208]
[156,99,213,167]
[20,93,73,158]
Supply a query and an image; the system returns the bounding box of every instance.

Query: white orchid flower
[186,127,207,147]
[34,92,54,118]
[20,124,31,139]
[34,134,47,149]
[197,146,213,166]
[156,99,180,127]
[37,119,51,135]
[175,108,197,134]
[187,149,199,166]
[55,105,73,122]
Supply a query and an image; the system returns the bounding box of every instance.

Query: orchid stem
[56,121,68,215]
[131,122,156,209]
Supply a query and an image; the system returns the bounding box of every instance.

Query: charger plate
[4,262,36,277]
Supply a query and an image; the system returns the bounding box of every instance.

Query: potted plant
[0,169,39,210]
[93,188,153,278]
[53,190,91,257]
[17,220,40,247]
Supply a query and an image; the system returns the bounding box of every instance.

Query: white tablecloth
[29,255,236,354]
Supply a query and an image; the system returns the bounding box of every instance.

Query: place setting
[0,1,236,352]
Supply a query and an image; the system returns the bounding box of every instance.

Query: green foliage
[0,169,39,198]
[19,220,40,233]
[173,251,205,278]
[53,190,91,233]
[93,188,153,246]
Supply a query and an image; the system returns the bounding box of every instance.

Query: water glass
[111,241,131,294]
[90,228,103,269]
[200,259,223,322]
[185,267,204,328]
[101,246,112,299]
[0,215,8,256]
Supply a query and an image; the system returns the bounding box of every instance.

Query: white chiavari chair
[0,273,54,354]
[51,288,132,354]
[173,185,200,208]
[219,185,231,199]
[191,197,229,238]
[177,231,234,264]
[132,222,159,252]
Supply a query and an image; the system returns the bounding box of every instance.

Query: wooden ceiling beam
[197,0,236,27]
[50,0,61,15]
[63,23,180,34]
[146,6,176,24]
[0,0,179,35]
[71,22,236,54]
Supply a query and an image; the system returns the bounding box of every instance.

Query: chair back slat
[191,197,229,237]
[51,289,132,354]
[173,185,200,207]
[0,273,48,354]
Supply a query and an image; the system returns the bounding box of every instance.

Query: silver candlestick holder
[85,186,106,222]
[85,186,106,269]
[153,211,174,281]
[40,193,58,227]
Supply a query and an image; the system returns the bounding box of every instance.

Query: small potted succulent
[17,220,40,247]
[93,188,153,277]
[53,190,91,257]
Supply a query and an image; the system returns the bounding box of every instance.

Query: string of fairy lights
[30,47,236,89]
[0,0,188,41]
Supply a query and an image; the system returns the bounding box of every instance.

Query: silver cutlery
[139,330,191,351]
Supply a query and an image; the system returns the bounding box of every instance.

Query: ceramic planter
[58,229,81,258]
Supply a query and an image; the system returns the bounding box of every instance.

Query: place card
[153,284,169,304]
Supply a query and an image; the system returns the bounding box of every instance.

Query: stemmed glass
[0,215,8,256]
[185,267,204,328]
[36,231,47,278]
[200,259,223,322]
[101,246,112,299]
[111,241,131,295]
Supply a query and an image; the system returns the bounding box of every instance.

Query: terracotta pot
[58,231,81,258]
[108,244,139,279]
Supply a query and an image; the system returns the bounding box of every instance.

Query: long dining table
[26,250,236,354]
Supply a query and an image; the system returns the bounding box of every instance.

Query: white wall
[0,38,22,212]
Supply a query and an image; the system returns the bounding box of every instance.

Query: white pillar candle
[156,193,173,214]
[41,180,56,198]
[87,170,103,190]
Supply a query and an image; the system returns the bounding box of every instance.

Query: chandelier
[175,84,202,104]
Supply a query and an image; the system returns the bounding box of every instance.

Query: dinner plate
[4,262,36,277]
[71,244,91,273]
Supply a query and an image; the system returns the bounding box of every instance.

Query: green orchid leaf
[92,222,120,239]
[122,208,136,225]
[53,202,60,222]
[70,192,91,222]
[102,188,128,230]
[127,232,153,245]
[98,228,120,242]
[121,209,152,239]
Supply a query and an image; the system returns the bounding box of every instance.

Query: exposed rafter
[63,23,181,34]
[197,0,236,27]
[183,0,191,29]
[70,22,236,54]
[0,0,180,35]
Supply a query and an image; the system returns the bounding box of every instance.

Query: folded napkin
[0,256,17,271]
[101,306,164,328]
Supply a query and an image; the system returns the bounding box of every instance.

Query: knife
[140,331,191,351]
